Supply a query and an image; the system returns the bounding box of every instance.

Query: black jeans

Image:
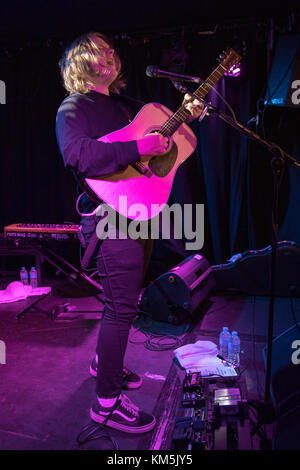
[81,214,153,398]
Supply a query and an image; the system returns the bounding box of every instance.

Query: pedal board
[171,372,252,450]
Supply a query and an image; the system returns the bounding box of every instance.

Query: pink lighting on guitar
[224,64,241,77]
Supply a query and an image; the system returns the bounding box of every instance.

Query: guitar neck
[160,50,238,137]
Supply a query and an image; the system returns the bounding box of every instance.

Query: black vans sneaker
[90,357,143,390]
[90,393,156,434]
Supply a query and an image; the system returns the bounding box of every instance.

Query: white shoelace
[119,394,139,417]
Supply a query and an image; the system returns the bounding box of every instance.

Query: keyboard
[4,223,80,240]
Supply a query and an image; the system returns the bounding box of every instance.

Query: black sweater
[56,90,144,178]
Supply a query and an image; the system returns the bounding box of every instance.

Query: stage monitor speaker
[140,254,215,324]
[212,241,300,296]
[264,33,300,108]
[262,323,300,450]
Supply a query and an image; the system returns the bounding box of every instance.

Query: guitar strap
[81,230,100,269]
[80,206,109,269]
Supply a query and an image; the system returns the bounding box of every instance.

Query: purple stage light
[224,64,241,77]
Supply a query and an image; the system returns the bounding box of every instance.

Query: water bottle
[29,267,38,288]
[219,327,231,361]
[229,331,240,367]
[20,267,29,285]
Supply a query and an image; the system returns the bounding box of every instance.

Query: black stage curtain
[1,30,299,272]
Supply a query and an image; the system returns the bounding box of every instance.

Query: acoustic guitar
[85,48,241,221]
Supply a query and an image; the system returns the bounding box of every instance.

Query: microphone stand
[173,80,300,435]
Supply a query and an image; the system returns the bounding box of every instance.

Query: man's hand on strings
[137,134,169,160]
[136,95,206,161]
[183,93,207,122]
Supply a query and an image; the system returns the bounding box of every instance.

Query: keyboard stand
[29,241,103,293]
[15,292,52,320]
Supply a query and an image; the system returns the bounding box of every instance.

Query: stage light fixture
[224,64,241,77]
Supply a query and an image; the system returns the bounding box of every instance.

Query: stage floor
[0,276,298,450]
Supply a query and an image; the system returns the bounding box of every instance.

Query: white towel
[174,340,218,369]
[0,281,51,304]
[174,340,237,377]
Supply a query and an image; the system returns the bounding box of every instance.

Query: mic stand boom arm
[173,81,300,169]
[175,80,300,431]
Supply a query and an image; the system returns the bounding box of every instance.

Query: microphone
[146,66,202,83]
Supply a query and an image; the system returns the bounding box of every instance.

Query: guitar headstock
[217,48,242,70]
[192,45,245,100]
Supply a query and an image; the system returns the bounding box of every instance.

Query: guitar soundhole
[149,142,178,177]
[147,128,178,177]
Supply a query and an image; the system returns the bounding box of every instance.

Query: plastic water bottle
[229,331,240,367]
[20,267,29,285]
[219,327,231,361]
[29,267,38,288]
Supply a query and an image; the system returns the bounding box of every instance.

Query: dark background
[1,1,300,272]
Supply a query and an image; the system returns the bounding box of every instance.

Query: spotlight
[224,64,241,77]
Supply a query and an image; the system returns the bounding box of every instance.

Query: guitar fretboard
[159,50,240,137]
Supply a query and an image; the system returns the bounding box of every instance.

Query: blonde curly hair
[59,32,126,94]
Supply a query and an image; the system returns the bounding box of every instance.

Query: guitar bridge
[132,162,153,178]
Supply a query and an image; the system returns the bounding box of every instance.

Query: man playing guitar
[56,32,204,434]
